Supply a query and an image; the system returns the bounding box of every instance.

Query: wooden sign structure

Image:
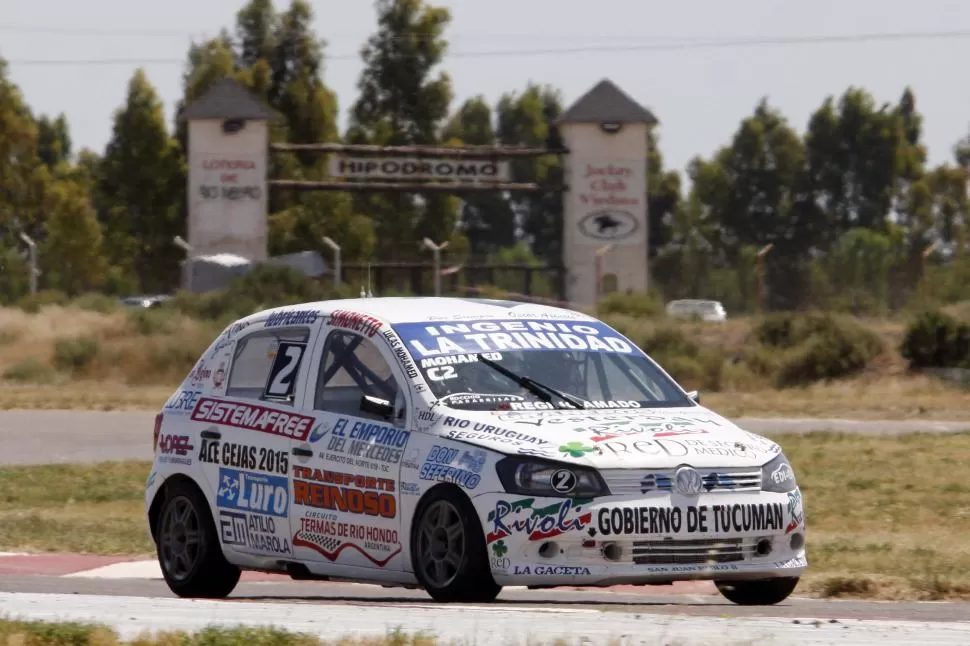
[181,78,657,305]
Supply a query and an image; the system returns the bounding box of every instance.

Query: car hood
[425,405,782,470]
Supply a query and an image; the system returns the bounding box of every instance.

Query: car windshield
[391,318,693,411]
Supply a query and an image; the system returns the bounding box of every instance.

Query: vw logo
[674,466,704,495]
[551,469,578,494]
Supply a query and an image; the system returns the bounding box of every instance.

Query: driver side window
[314,331,403,422]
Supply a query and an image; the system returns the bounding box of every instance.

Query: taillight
[153,412,163,452]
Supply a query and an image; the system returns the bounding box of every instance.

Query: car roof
[242,296,598,327]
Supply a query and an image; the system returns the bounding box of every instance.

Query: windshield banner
[391,320,638,358]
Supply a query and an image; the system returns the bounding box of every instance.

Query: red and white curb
[0,552,716,595]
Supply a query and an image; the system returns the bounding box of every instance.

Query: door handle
[292,447,313,457]
[201,430,221,440]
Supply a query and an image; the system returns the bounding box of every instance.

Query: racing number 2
[263,341,307,400]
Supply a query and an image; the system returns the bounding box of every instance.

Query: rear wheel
[411,486,501,603]
[156,480,241,598]
[715,577,800,606]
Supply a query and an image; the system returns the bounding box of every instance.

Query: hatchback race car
[145,297,806,605]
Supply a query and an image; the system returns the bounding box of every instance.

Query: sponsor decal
[771,463,795,487]
[400,482,421,495]
[414,408,442,430]
[681,438,758,458]
[197,439,289,475]
[213,363,226,389]
[486,498,592,544]
[188,361,212,388]
[209,320,250,357]
[593,503,785,537]
[418,445,486,490]
[774,554,808,568]
[319,418,410,473]
[559,441,595,458]
[509,400,642,411]
[441,418,549,444]
[293,465,397,519]
[328,309,381,337]
[157,434,194,465]
[639,563,740,574]
[392,320,636,358]
[512,565,592,576]
[145,471,157,490]
[438,393,525,406]
[265,309,319,327]
[190,397,314,441]
[381,328,418,380]
[595,438,691,458]
[419,352,502,382]
[219,510,291,555]
[216,468,289,518]
[292,514,402,567]
[163,389,202,414]
[786,490,804,534]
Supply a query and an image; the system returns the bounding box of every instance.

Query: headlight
[495,457,611,498]
[761,453,798,493]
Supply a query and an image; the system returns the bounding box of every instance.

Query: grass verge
[0,304,969,418]
[0,621,444,646]
[2,433,969,600]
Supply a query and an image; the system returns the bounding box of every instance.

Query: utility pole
[422,238,449,297]
[173,236,193,293]
[322,236,341,291]
[19,233,37,296]
[757,243,774,313]
[594,243,616,306]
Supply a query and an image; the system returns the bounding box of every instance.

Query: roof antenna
[366,263,373,298]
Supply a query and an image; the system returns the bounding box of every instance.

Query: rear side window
[226,327,310,403]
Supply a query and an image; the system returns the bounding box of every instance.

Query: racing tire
[156,479,241,599]
[714,577,800,606]
[410,486,502,603]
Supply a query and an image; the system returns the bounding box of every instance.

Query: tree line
[1,0,969,315]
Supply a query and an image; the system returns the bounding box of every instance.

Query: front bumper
[475,488,807,587]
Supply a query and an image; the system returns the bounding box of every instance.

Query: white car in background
[144,297,806,606]
[665,299,727,322]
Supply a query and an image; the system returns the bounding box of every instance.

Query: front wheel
[411,486,501,603]
[156,480,241,598]
[715,577,800,606]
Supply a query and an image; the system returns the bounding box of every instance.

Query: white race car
[145,297,806,605]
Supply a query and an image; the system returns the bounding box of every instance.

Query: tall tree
[802,88,908,237]
[35,114,72,170]
[0,58,47,248]
[40,179,108,295]
[646,130,682,258]
[689,99,809,308]
[495,83,564,263]
[99,69,184,292]
[443,96,516,255]
[347,0,459,263]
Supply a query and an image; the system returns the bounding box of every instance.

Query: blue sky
[4,0,970,176]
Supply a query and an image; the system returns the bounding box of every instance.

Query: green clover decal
[559,441,595,458]
[492,540,508,557]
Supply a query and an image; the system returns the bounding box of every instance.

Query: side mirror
[360,394,394,419]
[687,390,701,404]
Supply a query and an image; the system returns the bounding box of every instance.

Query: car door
[289,325,413,574]
[196,323,315,562]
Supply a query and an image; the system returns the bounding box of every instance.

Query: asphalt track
[2,410,969,643]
